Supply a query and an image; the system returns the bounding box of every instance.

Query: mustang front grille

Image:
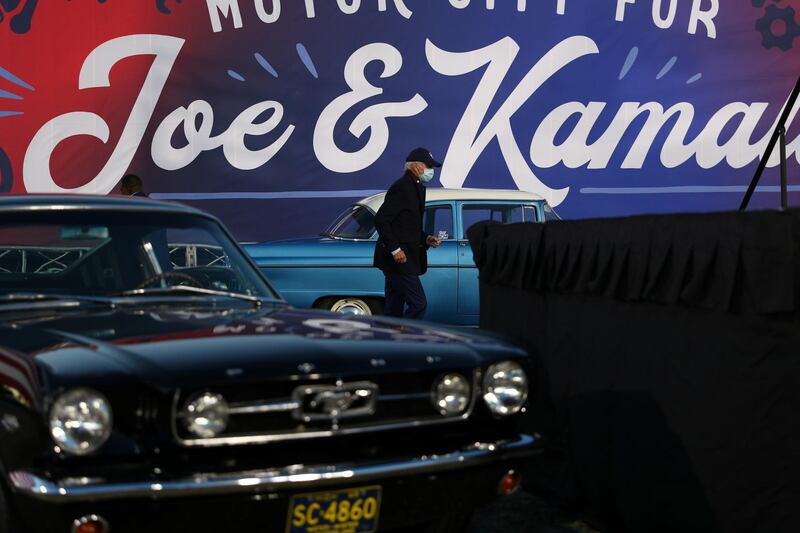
[171,370,480,447]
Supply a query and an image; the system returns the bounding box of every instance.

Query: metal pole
[740,75,800,211]
[780,126,788,210]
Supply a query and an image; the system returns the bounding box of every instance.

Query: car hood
[0,303,521,403]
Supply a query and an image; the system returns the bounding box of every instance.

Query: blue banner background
[2,1,799,241]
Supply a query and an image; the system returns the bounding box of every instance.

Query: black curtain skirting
[469,210,800,533]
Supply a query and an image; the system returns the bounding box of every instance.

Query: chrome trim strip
[228,401,300,415]
[321,234,376,242]
[9,434,536,503]
[175,412,471,447]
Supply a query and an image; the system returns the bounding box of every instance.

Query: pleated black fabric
[469,210,797,315]
[469,210,800,533]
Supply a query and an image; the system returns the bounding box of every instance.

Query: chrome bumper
[9,434,537,503]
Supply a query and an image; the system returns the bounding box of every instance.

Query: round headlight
[49,388,113,456]
[432,374,471,416]
[182,392,229,438]
[483,361,528,416]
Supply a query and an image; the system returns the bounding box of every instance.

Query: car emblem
[292,381,378,422]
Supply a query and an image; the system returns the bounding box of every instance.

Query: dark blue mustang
[0,195,537,533]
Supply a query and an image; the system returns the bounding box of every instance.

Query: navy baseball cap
[406,147,442,168]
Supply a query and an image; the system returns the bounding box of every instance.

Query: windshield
[542,202,562,221]
[0,211,279,300]
[323,205,376,240]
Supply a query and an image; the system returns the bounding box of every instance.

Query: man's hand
[393,249,408,263]
[426,235,441,248]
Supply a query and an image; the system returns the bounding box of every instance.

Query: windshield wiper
[0,292,114,305]
[0,293,115,313]
[118,285,264,307]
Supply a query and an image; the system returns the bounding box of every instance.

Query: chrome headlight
[181,392,229,438]
[483,361,528,416]
[432,373,471,416]
[49,388,113,456]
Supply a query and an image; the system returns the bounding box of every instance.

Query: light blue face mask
[420,168,435,183]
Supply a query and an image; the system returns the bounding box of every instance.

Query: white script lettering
[313,43,427,173]
[426,36,600,206]
[24,34,184,194]
[528,98,800,171]
[151,100,295,171]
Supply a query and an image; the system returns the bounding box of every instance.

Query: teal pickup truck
[244,188,560,326]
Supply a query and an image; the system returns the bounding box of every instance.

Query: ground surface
[468,491,600,533]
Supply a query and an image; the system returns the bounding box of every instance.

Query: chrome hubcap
[331,299,372,316]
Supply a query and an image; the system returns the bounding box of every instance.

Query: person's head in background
[120,174,147,197]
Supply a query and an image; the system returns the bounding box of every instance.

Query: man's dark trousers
[384,273,427,319]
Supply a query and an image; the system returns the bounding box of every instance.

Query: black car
[0,196,537,533]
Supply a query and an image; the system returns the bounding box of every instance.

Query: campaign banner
[0,1,798,241]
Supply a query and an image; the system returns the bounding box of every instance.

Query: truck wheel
[321,297,383,316]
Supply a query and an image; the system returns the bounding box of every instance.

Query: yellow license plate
[286,485,382,533]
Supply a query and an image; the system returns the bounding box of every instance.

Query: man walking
[373,148,442,319]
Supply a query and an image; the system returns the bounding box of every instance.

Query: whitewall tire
[330,298,373,316]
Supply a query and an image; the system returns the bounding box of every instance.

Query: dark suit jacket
[373,172,429,275]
